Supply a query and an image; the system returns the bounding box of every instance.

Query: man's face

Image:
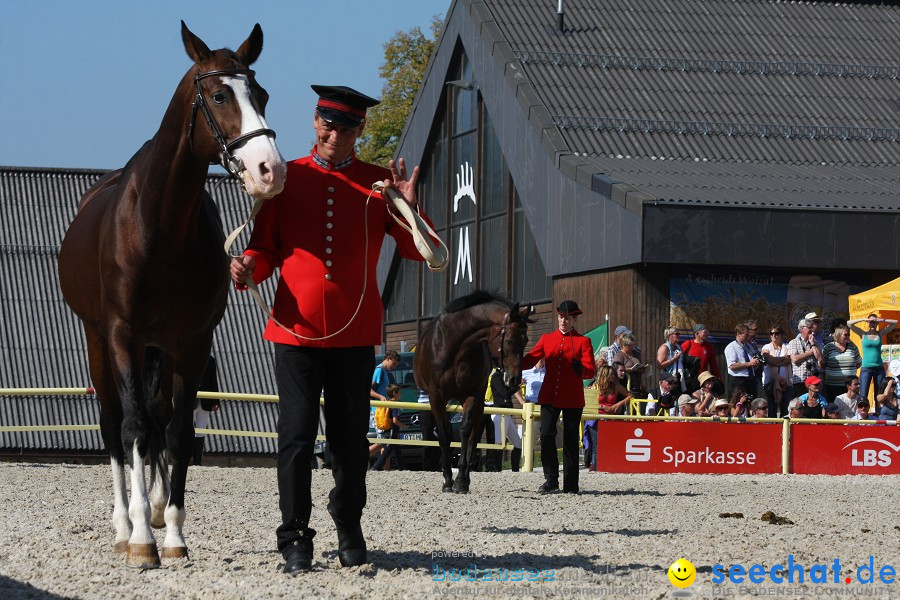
[807,383,819,396]
[696,328,708,341]
[790,406,802,418]
[736,331,747,343]
[661,379,675,393]
[800,325,811,339]
[847,379,860,395]
[558,314,576,333]
[314,114,363,163]
[681,403,696,416]
[826,411,840,419]
[857,404,869,417]
[385,357,400,371]
[810,320,821,332]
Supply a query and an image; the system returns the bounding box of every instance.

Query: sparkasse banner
[595,421,782,474]
[791,424,900,475]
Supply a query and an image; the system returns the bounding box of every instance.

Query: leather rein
[188,68,276,177]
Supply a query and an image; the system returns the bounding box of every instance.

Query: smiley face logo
[667,558,696,588]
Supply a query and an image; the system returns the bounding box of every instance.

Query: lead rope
[222,188,375,342]
[374,182,449,272]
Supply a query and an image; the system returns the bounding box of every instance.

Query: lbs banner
[595,421,782,474]
[791,424,900,475]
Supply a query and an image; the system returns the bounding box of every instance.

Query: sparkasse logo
[625,428,651,462]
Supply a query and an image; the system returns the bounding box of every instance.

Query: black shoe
[336,524,368,567]
[282,539,314,574]
[538,481,559,493]
[563,487,579,494]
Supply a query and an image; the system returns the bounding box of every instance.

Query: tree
[357,16,443,166]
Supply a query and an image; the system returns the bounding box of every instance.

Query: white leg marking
[127,441,155,546]
[162,504,187,550]
[110,457,132,546]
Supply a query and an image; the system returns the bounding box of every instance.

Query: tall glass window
[386,47,551,323]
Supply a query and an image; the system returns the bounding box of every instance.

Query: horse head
[181,21,286,199]
[497,302,533,388]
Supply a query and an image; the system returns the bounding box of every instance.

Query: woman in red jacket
[522,300,596,494]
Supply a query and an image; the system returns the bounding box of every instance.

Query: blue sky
[0,1,447,170]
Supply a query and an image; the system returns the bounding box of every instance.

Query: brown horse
[57,22,285,568]
[413,291,532,493]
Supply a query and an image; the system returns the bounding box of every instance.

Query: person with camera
[761,325,793,417]
[876,377,900,416]
[725,323,761,397]
[657,326,687,392]
[786,318,823,400]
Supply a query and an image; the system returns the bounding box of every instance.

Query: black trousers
[729,375,757,397]
[540,405,583,491]
[273,344,373,552]
[420,405,440,471]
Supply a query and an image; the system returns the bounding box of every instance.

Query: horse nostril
[258,162,272,184]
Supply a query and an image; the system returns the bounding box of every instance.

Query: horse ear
[236,23,264,66]
[181,21,211,64]
[520,303,535,323]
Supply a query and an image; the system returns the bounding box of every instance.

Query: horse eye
[211,92,227,105]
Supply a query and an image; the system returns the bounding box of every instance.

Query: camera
[752,352,767,366]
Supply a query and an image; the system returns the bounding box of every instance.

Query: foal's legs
[430,399,454,493]
[453,395,485,494]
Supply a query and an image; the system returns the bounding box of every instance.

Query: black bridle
[188,68,276,177]
[488,311,512,369]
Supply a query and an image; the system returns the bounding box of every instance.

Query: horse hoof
[114,541,129,554]
[125,543,160,569]
[161,546,189,560]
[442,485,454,493]
[452,482,470,494]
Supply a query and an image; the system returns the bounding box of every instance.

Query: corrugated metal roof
[0,166,279,454]
[475,0,900,211]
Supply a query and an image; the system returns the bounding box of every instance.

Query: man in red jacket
[230,85,436,573]
[522,300,596,494]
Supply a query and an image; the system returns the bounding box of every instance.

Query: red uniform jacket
[522,329,596,409]
[244,151,433,347]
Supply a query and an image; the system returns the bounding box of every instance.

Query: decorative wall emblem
[452,162,476,284]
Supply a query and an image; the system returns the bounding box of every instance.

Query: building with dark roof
[380,0,899,361]
[1,167,280,458]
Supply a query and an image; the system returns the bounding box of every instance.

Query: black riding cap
[311,85,380,127]
[556,300,583,316]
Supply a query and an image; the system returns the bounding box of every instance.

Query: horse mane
[443,290,511,314]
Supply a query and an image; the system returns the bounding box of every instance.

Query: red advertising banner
[595,421,782,474]
[791,423,900,475]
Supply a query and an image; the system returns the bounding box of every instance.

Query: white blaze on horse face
[222,75,286,199]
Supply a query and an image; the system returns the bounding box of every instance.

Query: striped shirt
[785,335,821,385]
[821,342,862,387]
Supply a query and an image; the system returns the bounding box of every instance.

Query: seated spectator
[711,398,731,419]
[729,387,750,418]
[833,375,860,420]
[677,394,702,417]
[796,375,826,419]
[823,403,843,420]
[877,387,899,421]
[750,397,769,419]
[852,399,875,421]
[787,398,804,419]
[692,371,721,415]
[876,377,899,413]
[612,361,629,392]
[646,372,679,416]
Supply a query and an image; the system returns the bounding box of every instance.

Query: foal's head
[181,22,286,199]
[497,303,533,388]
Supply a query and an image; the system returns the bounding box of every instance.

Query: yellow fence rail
[2,387,896,474]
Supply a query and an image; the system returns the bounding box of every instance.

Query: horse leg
[453,397,484,494]
[430,400,454,493]
[87,329,131,554]
[106,324,159,568]
[145,349,169,530]
[160,352,204,559]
